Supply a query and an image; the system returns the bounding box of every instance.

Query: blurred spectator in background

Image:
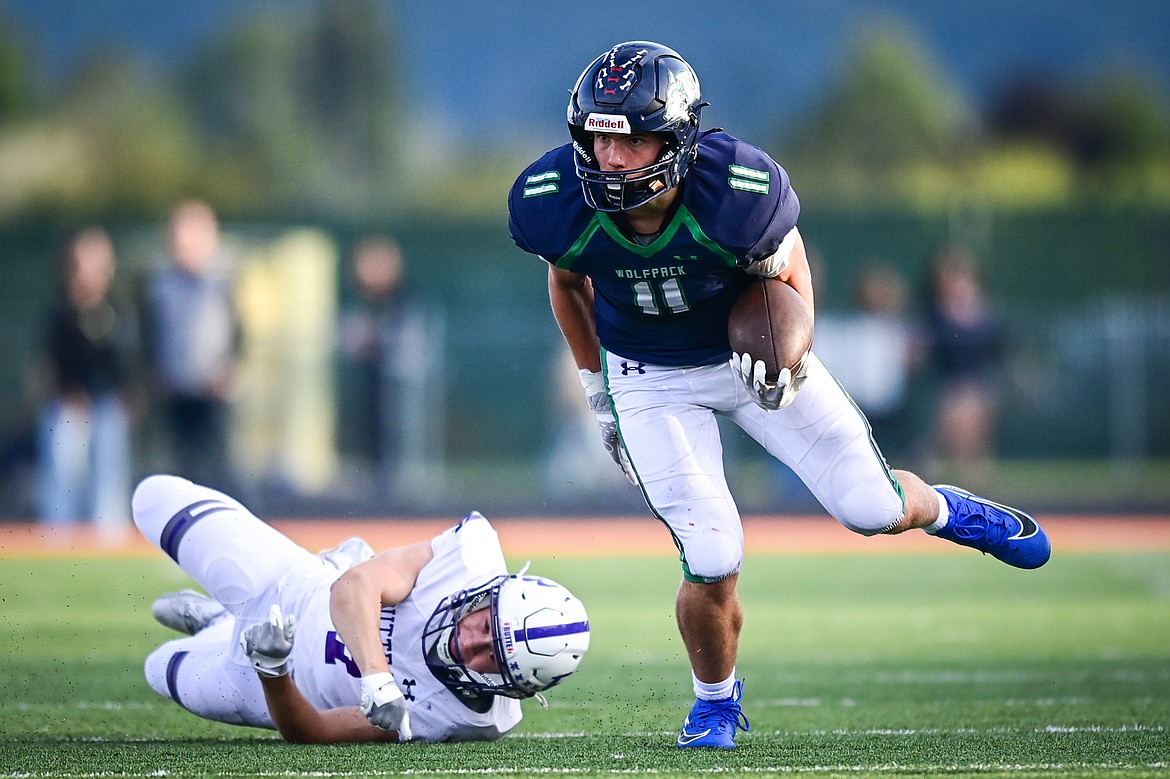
[336,235,431,506]
[814,263,919,461]
[921,245,1007,491]
[144,200,241,492]
[36,226,137,530]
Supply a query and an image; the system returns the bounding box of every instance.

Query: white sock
[693,671,737,701]
[924,489,950,534]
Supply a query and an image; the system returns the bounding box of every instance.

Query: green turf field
[1,547,1167,778]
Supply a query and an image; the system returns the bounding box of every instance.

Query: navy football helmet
[567,41,705,211]
[422,571,590,701]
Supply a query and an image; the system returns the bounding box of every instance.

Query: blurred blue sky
[5,0,1170,152]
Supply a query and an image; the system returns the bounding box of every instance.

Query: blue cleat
[676,679,750,749]
[932,485,1051,569]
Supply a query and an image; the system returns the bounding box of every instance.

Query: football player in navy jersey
[508,41,1051,750]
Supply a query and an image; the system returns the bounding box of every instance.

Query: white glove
[360,672,412,741]
[731,351,809,411]
[240,605,295,678]
[580,369,637,484]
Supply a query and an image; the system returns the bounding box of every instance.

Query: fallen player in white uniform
[134,474,590,743]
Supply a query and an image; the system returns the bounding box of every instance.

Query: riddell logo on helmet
[585,114,631,134]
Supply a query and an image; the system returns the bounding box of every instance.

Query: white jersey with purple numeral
[137,475,521,742]
[291,512,522,741]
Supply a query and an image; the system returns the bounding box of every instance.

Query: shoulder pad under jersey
[508,144,595,262]
[683,130,800,264]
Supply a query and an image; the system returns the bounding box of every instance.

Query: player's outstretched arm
[241,605,398,743]
[329,541,434,739]
[258,675,398,744]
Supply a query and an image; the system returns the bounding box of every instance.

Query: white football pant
[604,351,905,582]
[134,474,335,728]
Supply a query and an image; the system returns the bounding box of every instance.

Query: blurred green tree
[991,70,1170,204]
[1089,74,1170,203]
[58,52,207,216]
[0,0,404,224]
[781,18,1170,211]
[1,5,1168,225]
[0,14,32,120]
[779,18,985,210]
[180,0,403,220]
[0,47,215,222]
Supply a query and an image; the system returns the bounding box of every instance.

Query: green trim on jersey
[555,205,741,269]
[596,207,687,257]
[554,216,606,270]
[679,209,741,267]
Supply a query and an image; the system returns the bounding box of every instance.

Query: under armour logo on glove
[360,672,413,741]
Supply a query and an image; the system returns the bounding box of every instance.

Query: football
[727,278,813,379]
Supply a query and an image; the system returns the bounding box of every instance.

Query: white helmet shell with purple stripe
[422,571,590,700]
[494,575,591,697]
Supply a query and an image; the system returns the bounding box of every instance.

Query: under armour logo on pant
[621,362,646,375]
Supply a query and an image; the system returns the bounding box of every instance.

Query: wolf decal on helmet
[663,68,700,123]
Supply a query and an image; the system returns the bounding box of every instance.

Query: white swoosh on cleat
[677,728,712,746]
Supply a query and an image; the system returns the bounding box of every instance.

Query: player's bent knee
[144,644,178,702]
[832,485,904,537]
[132,474,188,531]
[681,530,743,582]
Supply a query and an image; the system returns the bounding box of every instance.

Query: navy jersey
[509,130,800,366]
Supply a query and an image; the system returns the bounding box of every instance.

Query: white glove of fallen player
[360,672,412,741]
[732,351,810,411]
[240,604,295,678]
[579,369,637,484]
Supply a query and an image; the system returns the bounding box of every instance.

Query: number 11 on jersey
[634,278,689,315]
